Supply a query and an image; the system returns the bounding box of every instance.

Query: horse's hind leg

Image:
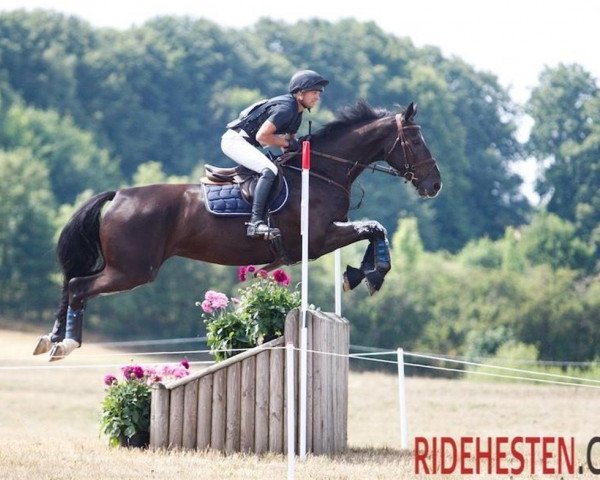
[47,265,160,361]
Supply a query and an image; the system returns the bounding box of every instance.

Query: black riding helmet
[288,70,329,94]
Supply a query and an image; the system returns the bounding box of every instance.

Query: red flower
[273,269,290,286]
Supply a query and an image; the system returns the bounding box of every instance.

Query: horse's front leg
[321,220,391,295]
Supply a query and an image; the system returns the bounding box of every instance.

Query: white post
[397,347,409,449]
[299,141,311,460]
[334,249,342,316]
[286,342,295,479]
[299,327,308,460]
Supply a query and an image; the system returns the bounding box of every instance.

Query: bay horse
[33,100,441,361]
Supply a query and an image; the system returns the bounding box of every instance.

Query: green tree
[0,102,122,203]
[527,64,600,233]
[0,149,56,315]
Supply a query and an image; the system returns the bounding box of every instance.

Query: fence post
[397,347,409,449]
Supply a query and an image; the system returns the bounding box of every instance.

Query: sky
[1,0,599,201]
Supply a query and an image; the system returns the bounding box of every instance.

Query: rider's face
[297,90,322,110]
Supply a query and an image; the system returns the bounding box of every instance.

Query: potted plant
[100,360,190,447]
[198,266,300,361]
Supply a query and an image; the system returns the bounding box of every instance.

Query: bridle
[280,113,437,195]
[383,114,437,182]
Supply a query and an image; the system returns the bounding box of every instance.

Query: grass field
[1,328,599,479]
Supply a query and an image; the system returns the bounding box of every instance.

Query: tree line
[0,10,598,363]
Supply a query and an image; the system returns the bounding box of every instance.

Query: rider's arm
[255,120,291,149]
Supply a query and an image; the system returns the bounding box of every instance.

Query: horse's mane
[311,100,392,140]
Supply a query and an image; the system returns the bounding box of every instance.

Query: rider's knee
[260,167,277,179]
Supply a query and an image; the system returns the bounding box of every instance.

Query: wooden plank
[240,356,256,452]
[150,384,170,449]
[331,313,344,453]
[306,309,314,454]
[210,368,227,451]
[254,350,270,454]
[182,380,199,450]
[196,374,213,450]
[342,317,349,451]
[168,386,185,448]
[167,336,285,389]
[283,308,299,452]
[323,312,335,454]
[225,363,241,453]
[311,311,324,454]
[269,347,284,453]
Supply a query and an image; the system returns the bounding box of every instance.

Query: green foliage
[100,362,189,447]
[200,268,300,361]
[0,149,56,315]
[100,377,151,447]
[519,211,595,271]
[0,102,122,203]
[527,64,600,243]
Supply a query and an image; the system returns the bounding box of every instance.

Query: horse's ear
[404,102,417,122]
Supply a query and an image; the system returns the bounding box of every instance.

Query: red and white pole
[299,140,310,460]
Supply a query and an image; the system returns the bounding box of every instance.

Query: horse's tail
[57,190,116,282]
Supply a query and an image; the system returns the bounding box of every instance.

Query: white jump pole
[397,347,409,449]
[299,140,311,460]
[286,342,296,480]
[334,249,342,316]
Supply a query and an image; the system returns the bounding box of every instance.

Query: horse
[33,100,441,361]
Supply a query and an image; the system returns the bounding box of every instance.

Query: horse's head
[385,103,442,198]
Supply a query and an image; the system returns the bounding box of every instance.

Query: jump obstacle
[149,308,349,454]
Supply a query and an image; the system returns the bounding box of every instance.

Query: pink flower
[273,269,290,286]
[173,366,190,379]
[201,299,213,313]
[205,290,229,310]
[158,364,174,377]
[181,358,190,370]
[121,365,144,380]
[238,266,247,282]
[257,269,268,278]
[103,374,117,386]
[246,265,256,273]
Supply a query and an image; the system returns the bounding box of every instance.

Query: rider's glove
[286,138,300,152]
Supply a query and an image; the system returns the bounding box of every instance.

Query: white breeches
[221,129,278,175]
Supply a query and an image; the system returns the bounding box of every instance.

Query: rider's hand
[286,138,300,152]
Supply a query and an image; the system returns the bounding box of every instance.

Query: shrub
[198,266,300,361]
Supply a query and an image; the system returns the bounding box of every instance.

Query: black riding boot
[246,168,281,239]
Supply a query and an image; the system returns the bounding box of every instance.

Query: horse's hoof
[344,265,365,291]
[33,335,53,355]
[364,270,384,296]
[48,339,80,362]
[48,343,65,362]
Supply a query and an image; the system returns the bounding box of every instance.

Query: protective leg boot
[246,168,281,239]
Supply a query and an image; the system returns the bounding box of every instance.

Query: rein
[279,114,436,196]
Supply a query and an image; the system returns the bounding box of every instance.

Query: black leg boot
[246,168,281,239]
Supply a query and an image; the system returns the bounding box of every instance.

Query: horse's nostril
[433,183,441,192]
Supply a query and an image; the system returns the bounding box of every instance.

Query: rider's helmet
[288,70,329,94]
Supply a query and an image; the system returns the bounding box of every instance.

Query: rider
[221,69,329,238]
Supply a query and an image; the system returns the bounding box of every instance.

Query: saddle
[201,164,288,216]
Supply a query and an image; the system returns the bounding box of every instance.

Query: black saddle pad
[202,177,289,216]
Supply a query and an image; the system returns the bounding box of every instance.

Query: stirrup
[246,221,281,240]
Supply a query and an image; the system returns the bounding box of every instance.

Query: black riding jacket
[231,94,302,147]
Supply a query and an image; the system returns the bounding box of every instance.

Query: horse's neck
[313,117,393,185]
